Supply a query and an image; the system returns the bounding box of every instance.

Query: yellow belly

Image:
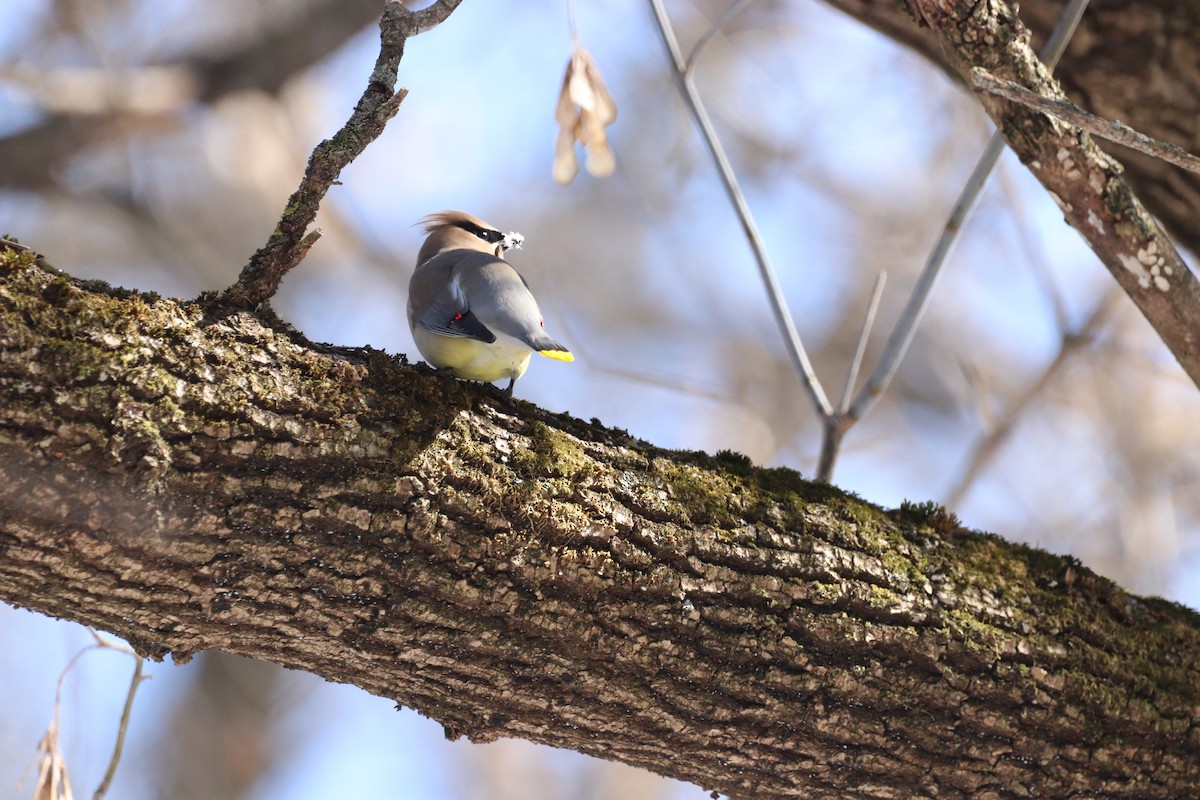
[414,329,532,382]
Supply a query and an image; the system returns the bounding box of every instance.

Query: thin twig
[815,270,886,481]
[972,69,1200,177]
[839,270,887,413]
[92,655,146,800]
[685,0,756,76]
[648,0,833,417]
[844,0,1092,426]
[815,268,886,479]
[846,133,1006,420]
[25,634,146,800]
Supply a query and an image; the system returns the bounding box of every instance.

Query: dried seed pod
[553,45,617,184]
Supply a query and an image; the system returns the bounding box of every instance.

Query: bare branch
[849,132,1003,419]
[815,414,850,485]
[218,0,461,311]
[972,69,1200,177]
[648,0,833,417]
[818,267,887,482]
[410,0,465,33]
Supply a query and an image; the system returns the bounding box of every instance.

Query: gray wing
[458,255,573,353]
[414,250,571,354]
[408,250,497,343]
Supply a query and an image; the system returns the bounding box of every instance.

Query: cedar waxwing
[408,211,573,396]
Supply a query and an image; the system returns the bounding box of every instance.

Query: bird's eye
[539,319,545,328]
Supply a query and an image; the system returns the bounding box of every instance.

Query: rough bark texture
[822,0,1200,259]
[1,252,1198,798]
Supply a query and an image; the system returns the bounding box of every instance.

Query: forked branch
[648,0,1091,483]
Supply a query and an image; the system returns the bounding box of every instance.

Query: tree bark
[1,251,1198,798]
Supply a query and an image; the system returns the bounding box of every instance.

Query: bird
[407,211,573,397]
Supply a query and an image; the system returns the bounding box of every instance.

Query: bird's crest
[418,210,493,235]
[419,211,525,249]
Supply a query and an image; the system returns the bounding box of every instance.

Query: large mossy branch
[0,251,1198,798]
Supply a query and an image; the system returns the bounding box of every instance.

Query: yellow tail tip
[539,349,574,363]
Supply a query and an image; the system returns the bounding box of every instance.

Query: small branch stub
[972,68,1200,177]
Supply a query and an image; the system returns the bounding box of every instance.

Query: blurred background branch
[946,287,1120,508]
[0,0,388,193]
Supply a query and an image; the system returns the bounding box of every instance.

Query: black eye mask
[455,219,505,245]
[454,220,523,251]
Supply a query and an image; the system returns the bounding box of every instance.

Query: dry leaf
[553,45,617,184]
[30,721,75,800]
